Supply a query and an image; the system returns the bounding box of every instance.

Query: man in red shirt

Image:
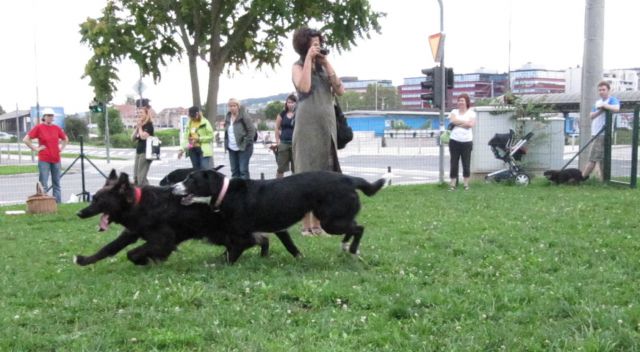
[23,108,69,203]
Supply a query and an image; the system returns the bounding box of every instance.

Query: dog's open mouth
[99,213,110,232]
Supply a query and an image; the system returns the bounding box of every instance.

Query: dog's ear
[108,169,118,180]
[115,175,136,203]
[118,172,131,185]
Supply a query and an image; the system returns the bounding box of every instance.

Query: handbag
[145,136,161,160]
[440,130,451,144]
[334,98,353,149]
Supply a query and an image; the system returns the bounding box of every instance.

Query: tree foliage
[80,0,383,124]
[0,104,5,115]
[339,85,400,111]
[95,107,125,137]
[64,117,89,142]
[263,100,285,120]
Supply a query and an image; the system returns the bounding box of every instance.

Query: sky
[0,0,638,115]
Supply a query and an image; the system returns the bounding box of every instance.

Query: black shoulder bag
[334,98,353,149]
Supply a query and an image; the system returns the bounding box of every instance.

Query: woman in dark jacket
[224,98,256,179]
[273,94,297,178]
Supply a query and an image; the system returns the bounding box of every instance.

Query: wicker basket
[26,182,57,214]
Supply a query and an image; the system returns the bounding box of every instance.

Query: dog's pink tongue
[99,214,110,232]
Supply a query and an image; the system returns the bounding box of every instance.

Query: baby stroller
[485,129,534,185]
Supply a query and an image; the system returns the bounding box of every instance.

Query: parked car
[0,131,16,141]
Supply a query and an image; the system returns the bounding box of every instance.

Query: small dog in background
[543,168,588,184]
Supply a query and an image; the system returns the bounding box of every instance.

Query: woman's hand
[306,45,321,62]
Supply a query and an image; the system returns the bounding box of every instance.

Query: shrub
[155,129,180,146]
[109,133,135,148]
[64,117,89,142]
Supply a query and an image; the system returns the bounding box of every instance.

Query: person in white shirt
[448,94,476,191]
[582,81,620,180]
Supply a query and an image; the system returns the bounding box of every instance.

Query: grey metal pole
[105,105,111,163]
[579,0,604,171]
[437,0,445,183]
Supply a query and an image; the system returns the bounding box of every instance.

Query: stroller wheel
[514,173,530,186]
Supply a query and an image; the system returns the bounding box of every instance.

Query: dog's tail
[352,177,386,197]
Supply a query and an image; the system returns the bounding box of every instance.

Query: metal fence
[1,113,639,206]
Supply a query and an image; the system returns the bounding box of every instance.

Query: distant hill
[216,92,290,115]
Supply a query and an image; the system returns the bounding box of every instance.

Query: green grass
[1,181,639,351]
[0,165,38,175]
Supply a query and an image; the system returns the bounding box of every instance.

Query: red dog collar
[134,187,142,205]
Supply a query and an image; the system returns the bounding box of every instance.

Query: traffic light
[420,67,436,107]
[445,67,455,89]
[420,66,444,109]
[89,98,104,113]
[420,67,455,109]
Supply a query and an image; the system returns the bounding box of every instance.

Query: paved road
[1,142,637,206]
[0,144,440,205]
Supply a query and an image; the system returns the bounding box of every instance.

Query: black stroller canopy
[488,130,514,149]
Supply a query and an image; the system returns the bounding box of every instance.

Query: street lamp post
[437,0,445,183]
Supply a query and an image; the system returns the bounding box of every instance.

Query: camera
[320,48,330,56]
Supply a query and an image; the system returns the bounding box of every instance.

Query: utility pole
[105,106,111,163]
[437,0,445,183]
[579,0,604,171]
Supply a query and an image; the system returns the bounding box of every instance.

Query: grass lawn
[0,165,38,175]
[1,181,639,351]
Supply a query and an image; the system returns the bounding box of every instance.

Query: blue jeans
[38,161,62,203]
[188,147,212,169]
[228,144,253,179]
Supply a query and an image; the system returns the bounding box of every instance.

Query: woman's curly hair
[292,27,325,61]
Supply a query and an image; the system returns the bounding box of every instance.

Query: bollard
[260,172,265,180]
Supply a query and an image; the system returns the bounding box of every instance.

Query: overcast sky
[0,0,637,114]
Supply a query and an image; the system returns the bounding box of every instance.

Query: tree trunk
[579,0,604,170]
[188,53,201,108]
[205,62,224,127]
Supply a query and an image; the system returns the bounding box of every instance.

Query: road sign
[428,32,445,62]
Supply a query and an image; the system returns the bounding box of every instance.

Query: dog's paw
[341,242,350,252]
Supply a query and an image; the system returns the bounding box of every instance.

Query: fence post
[631,106,639,189]
[603,111,612,182]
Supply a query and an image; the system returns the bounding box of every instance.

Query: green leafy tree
[363,84,400,110]
[64,117,89,142]
[0,104,5,115]
[80,0,383,126]
[340,91,366,111]
[95,107,125,137]
[263,100,284,120]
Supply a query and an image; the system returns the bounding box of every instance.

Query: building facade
[564,66,639,94]
[342,77,393,93]
[510,62,565,95]
[399,69,508,110]
[451,71,508,102]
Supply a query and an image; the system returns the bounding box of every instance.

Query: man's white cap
[42,108,56,116]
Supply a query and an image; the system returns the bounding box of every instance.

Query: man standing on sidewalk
[582,81,620,180]
[23,108,68,203]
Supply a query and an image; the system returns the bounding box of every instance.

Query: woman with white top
[224,98,256,179]
[448,93,476,191]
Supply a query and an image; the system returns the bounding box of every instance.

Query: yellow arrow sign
[429,32,445,62]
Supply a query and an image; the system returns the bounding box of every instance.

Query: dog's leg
[252,233,270,257]
[227,244,252,264]
[346,223,365,256]
[127,244,152,265]
[74,229,139,266]
[274,231,302,258]
[341,234,352,252]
